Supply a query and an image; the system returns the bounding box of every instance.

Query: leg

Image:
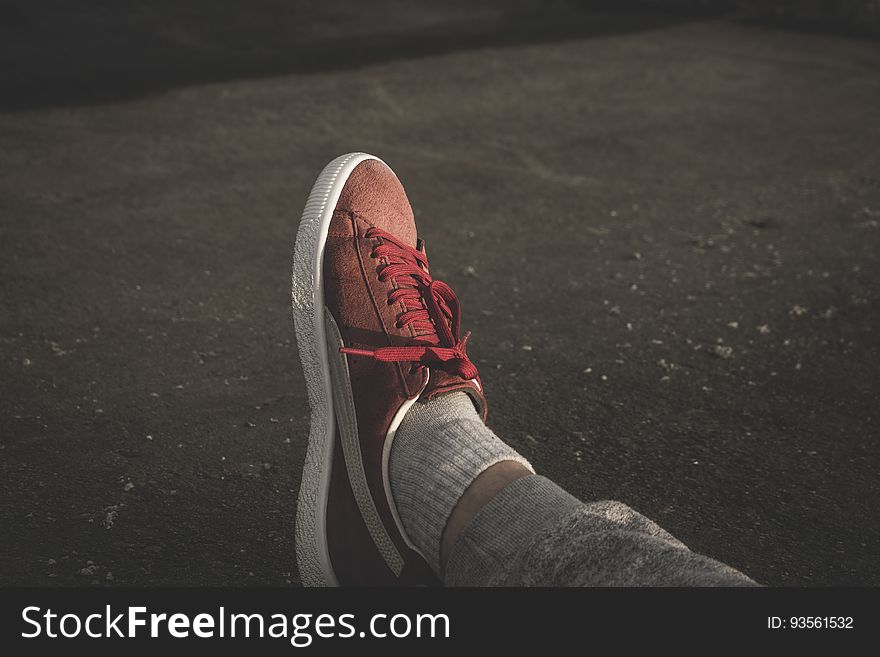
[392,393,756,587]
[445,474,755,586]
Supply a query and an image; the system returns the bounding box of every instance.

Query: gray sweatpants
[444,475,756,586]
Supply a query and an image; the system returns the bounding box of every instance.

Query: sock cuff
[389,393,533,575]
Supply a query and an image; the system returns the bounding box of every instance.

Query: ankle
[389,393,533,574]
[439,461,533,569]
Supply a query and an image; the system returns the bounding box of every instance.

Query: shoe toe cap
[334,158,417,246]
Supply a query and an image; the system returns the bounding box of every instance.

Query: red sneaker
[292,153,487,586]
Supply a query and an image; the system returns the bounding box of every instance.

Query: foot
[292,153,486,586]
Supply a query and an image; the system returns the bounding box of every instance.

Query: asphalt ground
[1,2,878,586]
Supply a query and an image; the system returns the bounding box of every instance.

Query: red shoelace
[338,227,479,380]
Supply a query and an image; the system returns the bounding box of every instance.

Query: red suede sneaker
[292,153,487,586]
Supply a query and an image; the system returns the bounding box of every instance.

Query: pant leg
[444,474,756,586]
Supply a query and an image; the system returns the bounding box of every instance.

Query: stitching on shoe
[324,309,405,576]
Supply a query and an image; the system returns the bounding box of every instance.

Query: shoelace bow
[338,227,479,380]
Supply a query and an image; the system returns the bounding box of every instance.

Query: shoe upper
[323,163,429,402]
[321,158,485,585]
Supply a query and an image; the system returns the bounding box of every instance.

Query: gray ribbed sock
[389,392,533,575]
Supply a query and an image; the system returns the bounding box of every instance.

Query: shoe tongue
[421,370,488,421]
[412,318,437,340]
[406,238,440,340]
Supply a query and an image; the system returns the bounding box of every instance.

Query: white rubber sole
[291,152,385,587]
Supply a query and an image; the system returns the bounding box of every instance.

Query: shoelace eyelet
[338,227,478,381]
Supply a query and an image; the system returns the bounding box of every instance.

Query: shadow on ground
[0,0,695,112]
